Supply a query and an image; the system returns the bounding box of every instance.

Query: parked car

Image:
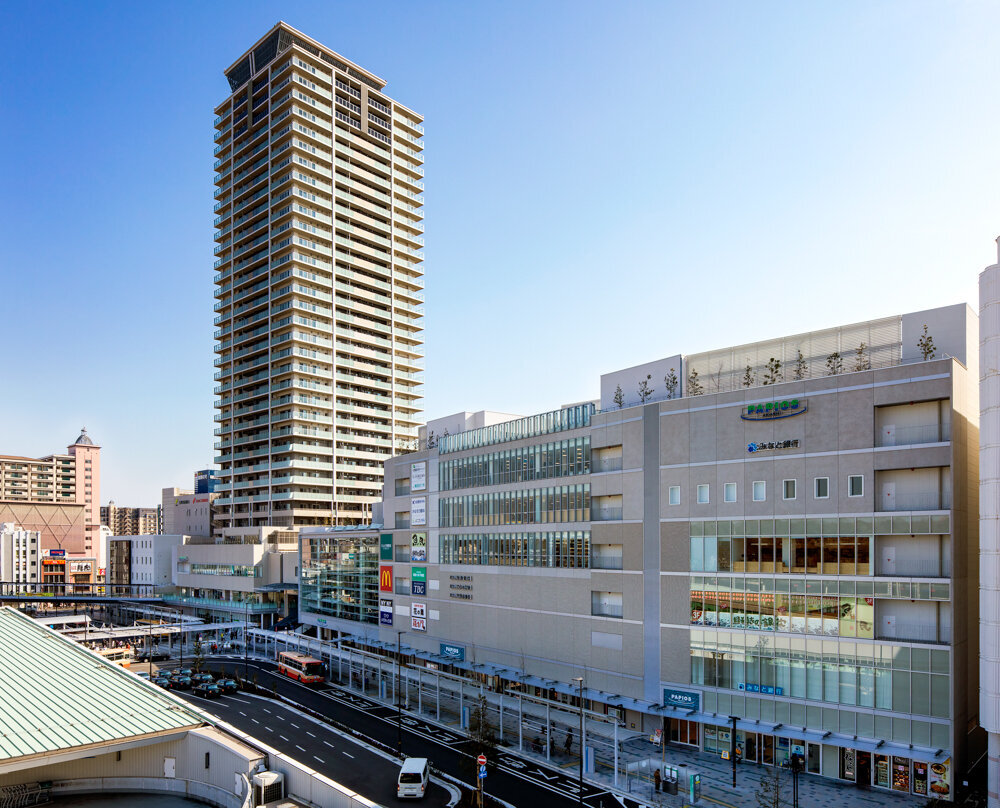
[136,671,150,680]
[193,682,221,699]
[216,678,239,694]
[154,678,173,690]
[191,673,214,684]
[136,650,170,662]
[174,668,193,678]
[172,675,192,690]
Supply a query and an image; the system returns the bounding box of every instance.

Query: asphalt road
[163,657,637,808]
[176,686,450,807]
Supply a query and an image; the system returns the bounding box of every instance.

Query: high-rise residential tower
[212,22,425,532]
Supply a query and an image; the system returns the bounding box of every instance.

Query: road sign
[478,765,487,779]
[477,754,487,766]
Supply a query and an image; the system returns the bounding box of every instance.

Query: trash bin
[665,778,678,795]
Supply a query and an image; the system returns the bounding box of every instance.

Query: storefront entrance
[856,751,870,788]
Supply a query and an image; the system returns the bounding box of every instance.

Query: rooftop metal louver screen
[684,316,902,394]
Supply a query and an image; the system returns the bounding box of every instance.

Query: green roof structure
[0,607,204,767]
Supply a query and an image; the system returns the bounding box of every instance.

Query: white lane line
[306,731,316,738]
[314,755,324,764]
[275,714,286,720]
[263,708,272,714]
[229,696,252,704]
[342,751,354,759]
[296,744,306,752]
[239,711,247,717]
[323,741,335,748]
[251,718,260,724]
[280,735,289,742]
[290,722,300,728]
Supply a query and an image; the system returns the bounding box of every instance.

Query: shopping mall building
[301,302,979,801]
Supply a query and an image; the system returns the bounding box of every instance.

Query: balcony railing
[876,423,950,447]
[592,508,623,522]
[876,622,949,644]
[593,458,623,474]
[591,556,624,570]
[877,493,950,512]
[875,560,948,578]
[591,604,623,618]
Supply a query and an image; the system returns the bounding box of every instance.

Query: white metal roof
[0,607,204,762]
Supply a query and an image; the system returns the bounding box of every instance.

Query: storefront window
[840,748,856,781]
[875,754,890,788]
[891,757,910,792]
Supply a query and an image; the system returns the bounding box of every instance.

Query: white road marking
[342,751,354,759]
[263,708,272,714]
[280,735,290,742]
[251,719,259,724]
[290,722,300,728]
[323,741,335,748]
[239,711,247,717]
[296,744,306,752]
[306,731,316,738]
[314,755,324,764]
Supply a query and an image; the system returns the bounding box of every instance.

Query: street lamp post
[789,752,803,808]
[573,676,584,806]
[728,715,739,788]
[244,599,249,682]
[396,629,405,756]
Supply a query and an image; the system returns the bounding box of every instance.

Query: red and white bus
[277,651,325,684]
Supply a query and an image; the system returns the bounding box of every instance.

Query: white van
[397,757,429,799]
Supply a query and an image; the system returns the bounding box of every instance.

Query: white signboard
[411,532,427,562]
[411,617,427,631]
[411,461,426,492]
[411,496,426,526]
[411,601,427,619]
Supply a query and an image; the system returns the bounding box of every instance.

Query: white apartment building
[0,523,39,588]
[211,22,425,532]
[107,534,183,594]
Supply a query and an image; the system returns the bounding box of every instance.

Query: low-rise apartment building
[0,523,39,589]
[107,534,184,594]
[301,303,978,802]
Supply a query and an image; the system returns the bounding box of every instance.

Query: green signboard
[412,567,427,582]
[380,533,393,561]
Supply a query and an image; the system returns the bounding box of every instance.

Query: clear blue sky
[1,1,997,504]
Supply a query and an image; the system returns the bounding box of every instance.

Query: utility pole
[728,715,739,788]
[244,599,249,682]
[573,676,584,805]
[790,752,803,808]
[396,629,405,756]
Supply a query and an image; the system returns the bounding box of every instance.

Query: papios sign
[741,399,807,421]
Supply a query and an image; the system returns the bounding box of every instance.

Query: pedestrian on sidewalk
[564,728,573,756]
[654,768,661,792]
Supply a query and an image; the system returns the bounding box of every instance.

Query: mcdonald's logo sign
[379,565,393,593]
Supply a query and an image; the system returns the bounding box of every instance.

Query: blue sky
[1,1,997,504]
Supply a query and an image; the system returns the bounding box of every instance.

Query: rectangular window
[783,479,797,500]
[724,483,737,503]
[668,486,681,506]
[697,484,710,504]
[752,481,766,502]
[848,475,863,497]
[814,477,829,499]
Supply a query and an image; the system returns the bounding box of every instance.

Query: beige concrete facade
[302,303,979,801]
[211,22,424,532]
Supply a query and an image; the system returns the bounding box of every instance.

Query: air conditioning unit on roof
[252,770,285,805]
